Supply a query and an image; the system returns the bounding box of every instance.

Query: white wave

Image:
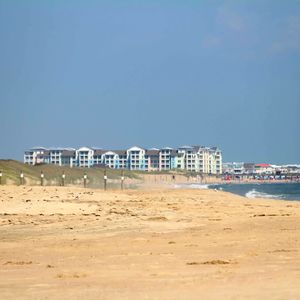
[173,183,211,189]
[245,189,284,199]
[189,184,210,189]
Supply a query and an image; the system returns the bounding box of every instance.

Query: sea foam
[173,183,211,189]
[245,189,284,199]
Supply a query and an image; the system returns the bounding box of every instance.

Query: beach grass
[0,159,140,187]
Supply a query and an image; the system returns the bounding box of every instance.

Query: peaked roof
[160,147,173,150]
[127,146,145,151]
[103,151,118,156]
[77,147,93,152]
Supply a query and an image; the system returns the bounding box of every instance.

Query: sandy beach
[0,186,300,299]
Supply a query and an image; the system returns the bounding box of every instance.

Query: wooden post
[104,167,107,191]
[121,169,124,190]
[40,171,44,186]
[83,173,87,188]
[20,171,24,185]
[0,171,2,185]
[62,172,65,186]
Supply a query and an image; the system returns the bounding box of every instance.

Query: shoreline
[141,181,300,202]
[1,179,300,202]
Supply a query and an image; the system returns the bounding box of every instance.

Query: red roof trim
[255,163,270,167]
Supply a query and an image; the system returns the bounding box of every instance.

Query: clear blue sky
[0,0,299,163]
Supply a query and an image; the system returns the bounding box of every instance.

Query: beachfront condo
[159,147,178,171]
[77,147,94,168]
[126,146,146,170]
[24,147,77,167]
[145,149,160,171]
[176,146,223,175]
[24,145,223,174]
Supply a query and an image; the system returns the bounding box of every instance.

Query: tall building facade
[24,145,222,174]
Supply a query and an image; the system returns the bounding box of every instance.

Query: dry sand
[0,185,300,299]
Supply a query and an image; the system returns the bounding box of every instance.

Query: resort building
[24,147,77,167]
[24,147,48,165]
[145,149,160,171]
[93,150,105,166]
[176,152,185,170]
[222,162,245,175]
[222,163,300,176]
[114,150,128,169]
[176,146,223,174]
[127,146,146,171]
[243,163,256,174]
[77,147,94,168]
[24,145,223,174]
[255,163,274,175]
[274,165,300,175]
[159,148,178,171]
[61,150,77,167]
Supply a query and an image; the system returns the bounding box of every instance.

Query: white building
[61,150,77,167]
[24,147,48,165]
[127,146,146,171]
[102,151,119,169]
[222,162,245,175]
[77,147,94,168]
[177,146,222,174]
[159,147,178,171]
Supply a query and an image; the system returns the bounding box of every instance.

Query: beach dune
[0,186,299,299]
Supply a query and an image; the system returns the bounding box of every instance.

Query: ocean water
[210,183,300,201]
[174,182,300,201]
